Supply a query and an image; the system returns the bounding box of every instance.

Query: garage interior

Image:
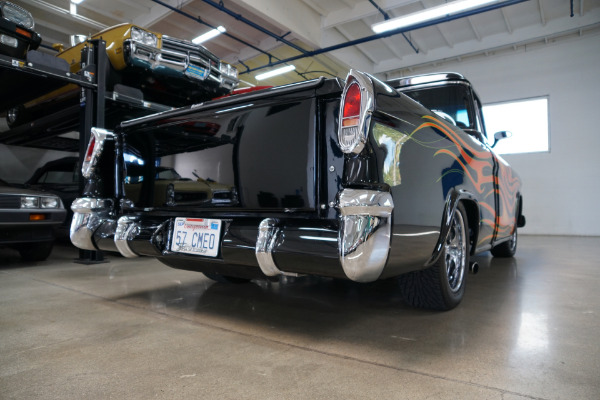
[1,0,599,399]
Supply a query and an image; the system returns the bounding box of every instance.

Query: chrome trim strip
[338,189,394,282]
[255,218,283,277]
[70,198,112,251]
[114,216,140,258]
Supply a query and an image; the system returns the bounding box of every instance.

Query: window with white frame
[482,97,549,154]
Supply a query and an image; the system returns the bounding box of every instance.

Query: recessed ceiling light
[192,26,226,44]
[372,0,500,33]
[255,65,296,81]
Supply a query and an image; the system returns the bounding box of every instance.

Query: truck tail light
[82,127,114,179]
[84,136,96,163]
[342,83,361,127]
[338,70,375,154]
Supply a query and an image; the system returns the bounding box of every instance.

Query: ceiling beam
[76,1,130,25]
[228,36,277,62]
[375,8,600,73]
[380,37,403,59]
[467,16,482,41]
[538,0,547,26]
[322,0,418,30]
[34,17,80,37]
[501,8,513,33]
[436,24,454,48]
[233,0,323,49]
[300,0,328,16]
[335,26,378,64]
[21,0,107,30]
[134,0,195,29]
[320,28,373,73]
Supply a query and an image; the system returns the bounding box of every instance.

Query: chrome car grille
[161,36,220,73]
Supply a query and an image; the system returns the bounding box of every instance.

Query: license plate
[185,64,209,80]
[171,218,221,257]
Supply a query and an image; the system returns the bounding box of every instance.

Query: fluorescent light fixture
[372,0,500,33]
[192,26,226,44]
[255,65,296,81]
[71,0,85,4]
[70,2,77,15]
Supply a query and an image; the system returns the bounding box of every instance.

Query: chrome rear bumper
[337,189,394,282]
[70,198,113,251]
[70,188,395,282]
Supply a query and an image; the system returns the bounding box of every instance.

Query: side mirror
[492,131,512,148]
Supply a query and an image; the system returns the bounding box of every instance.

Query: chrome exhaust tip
[469,261,479,274]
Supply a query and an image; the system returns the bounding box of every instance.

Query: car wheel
[491,230,517,258]
[202,272,250,284]
[399,203,469,311]
[18,242,54,262]
[6,105,27,128]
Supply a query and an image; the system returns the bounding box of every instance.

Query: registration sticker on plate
[171,218,221,257]
[185,64,209,80]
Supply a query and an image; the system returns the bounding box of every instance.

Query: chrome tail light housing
[82,127,114,179]
[338,69,375,154]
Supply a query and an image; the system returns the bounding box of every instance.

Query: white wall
[389,32,600,236]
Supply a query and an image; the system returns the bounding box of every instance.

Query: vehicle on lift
[69,70,525,310]
[124,165,237,207]
[0,1,41,59]
[6,23,239,127]
[0,178,65,261]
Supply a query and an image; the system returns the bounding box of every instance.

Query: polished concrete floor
[0,235,598,399]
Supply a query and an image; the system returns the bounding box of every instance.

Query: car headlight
[0,2,35,30]
[41,196,60,209]
[21,196,39,208]
[219,62,238,78]
[131,26,158,48]
[0,34,18,48]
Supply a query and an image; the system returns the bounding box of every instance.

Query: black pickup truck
[70,70,525,310]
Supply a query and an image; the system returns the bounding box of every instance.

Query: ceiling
[16,0,600,87]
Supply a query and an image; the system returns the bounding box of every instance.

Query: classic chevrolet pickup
[70,70,525,310]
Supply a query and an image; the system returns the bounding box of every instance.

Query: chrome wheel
[445,209,467,293]
[398,203,469,310]
[7,108,18,124]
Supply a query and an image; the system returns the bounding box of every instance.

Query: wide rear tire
[399,203,469,311]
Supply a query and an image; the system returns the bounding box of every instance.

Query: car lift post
[76,39,108,265]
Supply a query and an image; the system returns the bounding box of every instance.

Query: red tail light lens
[84,137,96,163]
[342,83,361,127]
[338,70,374,154]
